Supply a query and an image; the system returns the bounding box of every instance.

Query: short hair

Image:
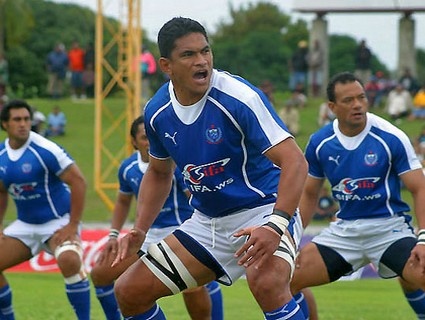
[326,72,364,103]
[130,115,145,139]
[0,99,33,130]
[158,17,208,59]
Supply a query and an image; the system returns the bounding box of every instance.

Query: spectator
[307,39,324,97]
[84,42,95,71]
[386,83,412,123]
[259,80,275,104]
[279,89,305,136]
[317,100,335,127]
[46,43,68,99]
[354,39,372,85]
[364,76,380,108]
[46,105,66,137]
[399,67,420,96]
[82,62,95,98]
[288,40,309,92]
[68,40,86,100]
[410,83,425,120]
[31,106,46,135]
[140,46,157,102]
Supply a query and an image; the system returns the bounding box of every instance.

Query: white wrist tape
[264,209,291,236]
[109,228,120,239]
[417,229,425,245]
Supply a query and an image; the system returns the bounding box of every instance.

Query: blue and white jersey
[0,132,74,224]
[144,69,292,218]
[118,152,193,228]
[305,113,422,220]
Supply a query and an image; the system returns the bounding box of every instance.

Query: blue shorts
[71,71,83,88]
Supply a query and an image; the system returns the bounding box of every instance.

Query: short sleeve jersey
[305,113,422,220]
[144,69,292,218]
[118,152,193,228]
[0,132,74,224]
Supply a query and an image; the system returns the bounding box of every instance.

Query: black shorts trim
[315,243,353,282]
[380,237,416,277]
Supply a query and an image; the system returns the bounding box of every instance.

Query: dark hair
[158,17,208,58]
[130,115,144,139]
[326,72,364,102]
[0,99,33,130]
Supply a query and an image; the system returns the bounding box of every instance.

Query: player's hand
[96,238,119,264]
[234,225,281,269]
[111,228,145,267]
[52,222,79,246]
[409,243,425,274]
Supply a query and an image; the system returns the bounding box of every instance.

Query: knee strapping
[274,234,296,278]
[55,241,87,284]
[141,240,198,294]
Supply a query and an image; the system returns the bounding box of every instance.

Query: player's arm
[0,181,8,232]
[112,157,174,265]
[109,192,133,235]
[58,163,87,234]
[299,176,326,228]
[235,138,308,268]
[401,169,425,231]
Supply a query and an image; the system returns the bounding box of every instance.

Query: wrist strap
[109,228,120,239]
[263,209,291,236]
[417,229,425,245]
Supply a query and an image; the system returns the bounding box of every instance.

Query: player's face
[329,80,368,136]
[160,32,213,106]
[133,123,149,161]
[3,108,32,147]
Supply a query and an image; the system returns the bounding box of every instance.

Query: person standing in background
[140,46,157,102]
[46,43,68,99]
[0,53,8,98]
[68,41,86,100]
[288,40,309,92]
[307,40,324,97]
[354,39,372,85]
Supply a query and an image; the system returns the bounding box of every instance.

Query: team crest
[364,152,378,166]
[22,163,32,173]
[206,125,223,144]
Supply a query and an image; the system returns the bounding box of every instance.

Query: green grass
[5,272,416,319]
[1,95,422,224]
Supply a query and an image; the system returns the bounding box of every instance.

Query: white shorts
[4,214,81,256]
[176,203,302,285]
[312,215,416,278]
[142,226,178,252]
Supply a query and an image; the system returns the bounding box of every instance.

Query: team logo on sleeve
[364,152,378,166]
[205,125,223,144]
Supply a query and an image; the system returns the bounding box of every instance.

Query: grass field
[5,272,416,319]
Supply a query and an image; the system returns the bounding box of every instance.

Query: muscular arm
[134,157,175,233]
[110,193,133,231]
[265,138,308,218]
[59,163,87,228]
[401,169,425,230]
[299,176,325,228]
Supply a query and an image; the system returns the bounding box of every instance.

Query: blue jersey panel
[117,152,193,228]
[0,132,73,224]
[144,69,292,217]
[305,113,422,220]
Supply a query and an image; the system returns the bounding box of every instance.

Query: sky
[51,0,425,70]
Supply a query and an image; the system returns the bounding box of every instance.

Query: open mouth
[193,70,208,80]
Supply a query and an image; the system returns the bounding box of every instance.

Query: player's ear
[159,57,171,75]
